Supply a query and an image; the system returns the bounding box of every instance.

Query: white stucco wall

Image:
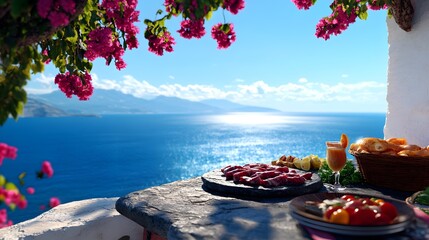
[385,0,429,146]
[0,198,143,240]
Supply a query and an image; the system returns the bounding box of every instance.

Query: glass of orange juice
[326,141,347,191]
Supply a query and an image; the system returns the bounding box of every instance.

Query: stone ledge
[0,197,143,240]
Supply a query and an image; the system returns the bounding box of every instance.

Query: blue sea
[0,112,385,223]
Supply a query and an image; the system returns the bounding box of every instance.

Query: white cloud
[90,75,386,107]
[341,74,349,78]
[27,72,387,112]
[25,74,56,94]
[35,74,54,86]
[298,78,308,83]
[168,75,175,80]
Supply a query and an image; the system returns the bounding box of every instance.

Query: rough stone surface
[116,178,428,240]
[116,178,312,239]
[201,169,322,198]
[0,198,143,240]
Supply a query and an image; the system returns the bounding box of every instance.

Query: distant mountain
[147,96,220,113]
[23,98,70,117]
[31,89,150,114]
[29,90,280,115]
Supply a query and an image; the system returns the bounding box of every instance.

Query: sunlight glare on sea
[204,112,311,125]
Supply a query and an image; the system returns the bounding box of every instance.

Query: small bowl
[406,191,429,212]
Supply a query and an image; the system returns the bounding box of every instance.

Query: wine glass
[325,141,347,192]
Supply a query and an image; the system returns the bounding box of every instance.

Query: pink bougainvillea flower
[3,190,20,206]
[17,197,28,209]
[37,0,53,18]
[0,209,12,229]
[40,205,46,210]
[49,197,61,208]
[42,49,51,64]
[100,0,140,52]
[55,72,93,100]
[27,187,35,195]
[178,19,206,39]
[211,23,236,49]
[315,4,357,40]
[84,28,115,61]
[367,0,388,10]
[47,11,70,28]
[147,30,175,56]
[292,0,314,10]
[0,209,7,223]
[41,161,54,178]
[37,0,75,28]
[0,143,17,165]
[58,0,76,14]
[85,28,127,70]
[223,0,245,14]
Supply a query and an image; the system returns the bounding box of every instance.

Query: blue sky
[27,0,389,112]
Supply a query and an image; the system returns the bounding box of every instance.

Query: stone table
[115,177,428,240]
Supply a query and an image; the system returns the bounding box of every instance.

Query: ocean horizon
[0,112,385,223]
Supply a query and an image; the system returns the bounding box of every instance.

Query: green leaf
[16,101,25,115]
[18,172,27,186]
[205,10,213,20]
[0,175,6,186]
[11,0,30,18]
[359,11,368,20]
[5,182,18,190]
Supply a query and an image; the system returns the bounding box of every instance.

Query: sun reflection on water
[205,112,310,125]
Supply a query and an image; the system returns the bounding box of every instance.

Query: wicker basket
[350,151,429,192]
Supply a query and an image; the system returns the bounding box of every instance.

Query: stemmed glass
[325,141,347,192]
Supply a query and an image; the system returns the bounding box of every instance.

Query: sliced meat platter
[221,163,312,188]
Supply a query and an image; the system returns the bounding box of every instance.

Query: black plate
[201,168,323,197]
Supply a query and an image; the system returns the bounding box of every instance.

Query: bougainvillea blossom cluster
[292,0,393,40]
[315,5,358,40]
[178,19,206,39]
[0,143,59,228]
[36,0,76,28]
[0,188,27,209]
[49,197,61,208]
[147,30,176,56]
[0,143,17,166]
[367,0,388,10]
[84,28,126,70]
[54,72,94,100]
[223,0,245,14]
[101,0,140,50]
[157,0,245,54]
[211,23,237,49]
[0,209,12,228]
[41,161,54,178]
[292,0,314,10]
